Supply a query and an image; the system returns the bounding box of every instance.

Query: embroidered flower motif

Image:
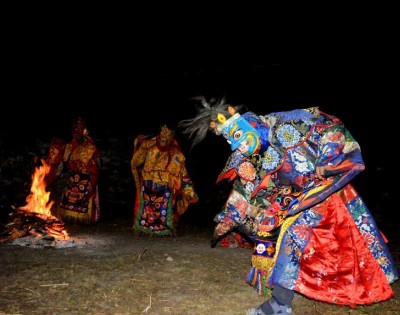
[361,230,375,247]
[277,124,301,148]
[238,161,256,181]
[262,147,280,171]
[293,224,310,240]
[290,150,313,174]
[266,244,275,256]
[377,256,390,267]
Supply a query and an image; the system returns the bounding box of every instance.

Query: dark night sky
[2,3,397,213]
[3,6,396,133]
[3,4,396,132]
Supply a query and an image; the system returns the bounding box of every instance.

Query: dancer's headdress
[178,96,246,148]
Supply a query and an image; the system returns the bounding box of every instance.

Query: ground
[1,218,399,315]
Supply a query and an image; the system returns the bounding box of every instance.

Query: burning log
[0,209,68,243]
[45,226,66,237]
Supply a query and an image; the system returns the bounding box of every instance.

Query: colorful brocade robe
[214,108,398,306]
[131,135,199,236]
[49,136,101,224]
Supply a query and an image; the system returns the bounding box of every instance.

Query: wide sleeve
[131,136,148,191]
[131,135,148,171]
[290,120,366,214]
[315,121,365,176]
[213,178,264,239]
[175,160,199,216]
[45,137,65,185]
[87,146,101,186]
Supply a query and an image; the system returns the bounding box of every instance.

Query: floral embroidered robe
[214,108,398,306]
[131,135,199,236]
[50,136,101,224]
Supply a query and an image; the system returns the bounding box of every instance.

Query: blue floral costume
[213,107,398,306]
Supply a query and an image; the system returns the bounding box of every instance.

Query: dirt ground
[0,219,399,315]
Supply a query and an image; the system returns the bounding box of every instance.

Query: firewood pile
[0,208,70,248]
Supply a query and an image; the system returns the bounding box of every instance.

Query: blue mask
[220,114,260,156]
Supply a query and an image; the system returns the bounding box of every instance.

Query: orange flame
[20,159,55,218]
[20,159,70,240]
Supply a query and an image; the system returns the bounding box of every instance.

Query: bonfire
[0,159,70,246]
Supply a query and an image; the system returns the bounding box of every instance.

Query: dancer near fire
[47,117,101,224]
[178,97,398,315]
[131,125,199,236]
